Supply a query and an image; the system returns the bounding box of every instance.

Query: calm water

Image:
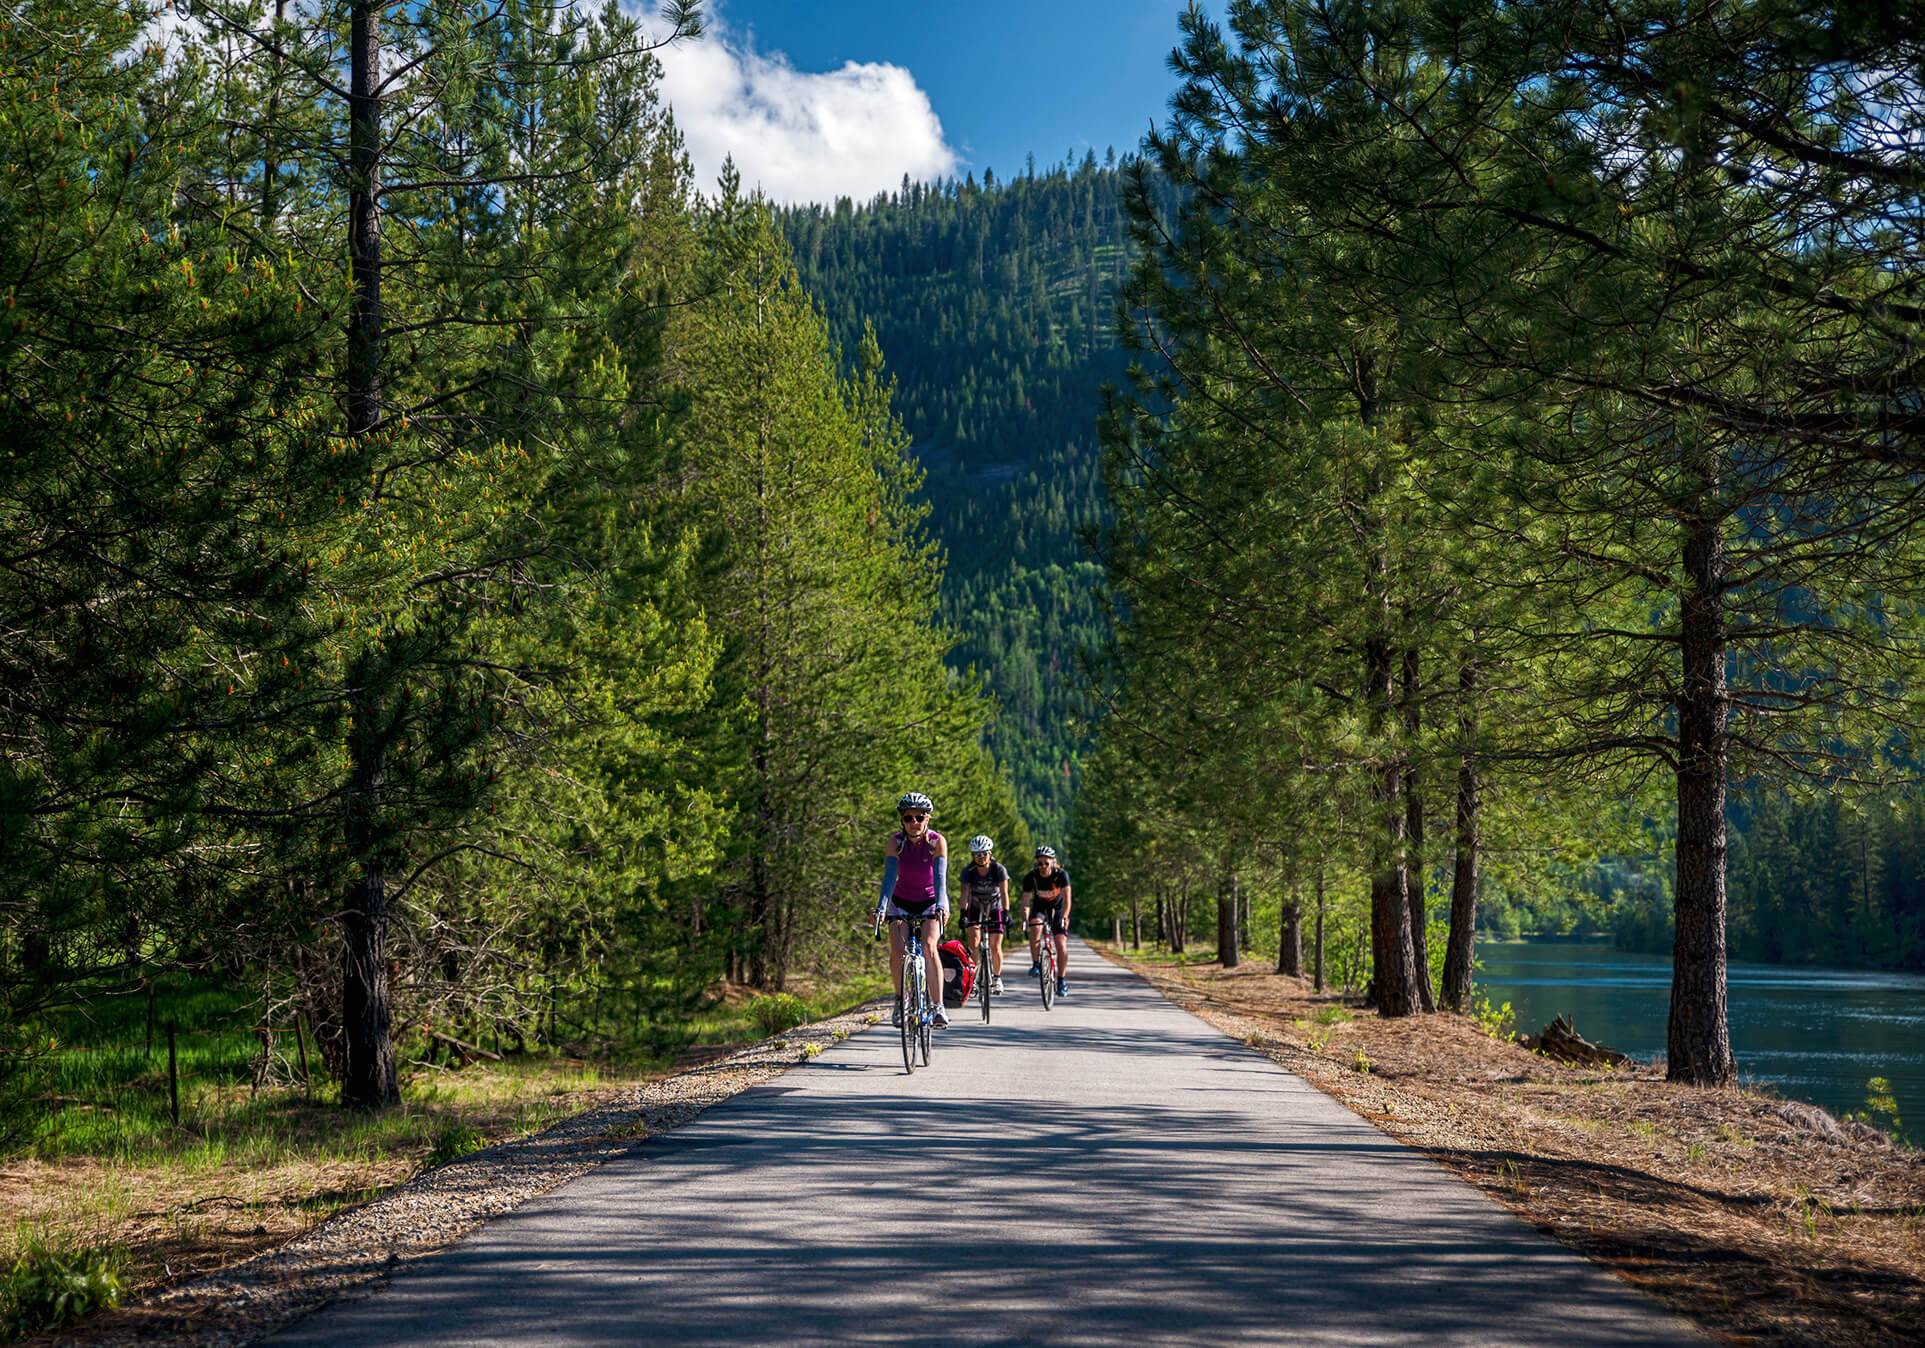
[1476,940,1925,1128]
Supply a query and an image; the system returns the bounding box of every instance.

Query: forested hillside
[780,156,1140,841]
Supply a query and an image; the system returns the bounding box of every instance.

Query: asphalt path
[276,938,1700,1345]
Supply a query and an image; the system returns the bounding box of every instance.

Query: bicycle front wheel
[1040,951,1055,1009]
[898,991,914,1074]
[980,944,991,1022]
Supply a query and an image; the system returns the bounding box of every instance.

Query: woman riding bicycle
[1023,845,1072,999]
[876,791,950,1029]
[958,836,1011,995]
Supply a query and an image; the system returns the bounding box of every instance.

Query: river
[1475,940,1925,1130]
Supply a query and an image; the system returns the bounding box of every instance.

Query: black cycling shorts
[884,894,947,922]
[962,901,1008,933]
[1029,902,1068,935]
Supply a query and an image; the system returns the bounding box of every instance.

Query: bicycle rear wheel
[898,990,914,1074]
[919,1010,932,1065]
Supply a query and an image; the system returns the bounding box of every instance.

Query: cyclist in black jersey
[958,835,1011,995]
[1022,846,1072,999]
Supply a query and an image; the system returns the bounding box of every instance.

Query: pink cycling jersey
[892,829,945,903]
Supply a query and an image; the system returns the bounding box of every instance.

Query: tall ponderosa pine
[673,190,1019,988]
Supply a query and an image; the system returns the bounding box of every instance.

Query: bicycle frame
[887,915,936,1072]
[1028,917,1058,1010]
[976,926,993,1022]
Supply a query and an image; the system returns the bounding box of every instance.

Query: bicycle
[976,921,994,1023]
[1027,916,1058,1010]
[877,914,935,1072]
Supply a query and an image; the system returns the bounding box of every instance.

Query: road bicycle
[878,914,935,1072]
[1027,916,1058,1010]
[976,920,995,1024]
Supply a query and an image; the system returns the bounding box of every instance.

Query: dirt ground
[1097,945,1925,1346]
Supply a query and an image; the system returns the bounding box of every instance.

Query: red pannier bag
[939,939,975,1008]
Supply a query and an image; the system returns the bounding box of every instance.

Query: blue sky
[647,1,1222,204]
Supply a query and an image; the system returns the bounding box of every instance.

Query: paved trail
[277,940,1698,1345]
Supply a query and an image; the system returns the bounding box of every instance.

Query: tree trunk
[1217,878,1238,969]
[1403,646,1436,1012]
[260,0,287,232]
[1440,657,1481,1013]
[1129,892,1140,948]
[339,0,397,1111]
[1670,504,1737,1085]
[1278,886,1303,977]
[745,849,771,988]
[341,689,396,1108]
[345,0,382,443]
[1367,632,1420,1017]
[1313,861,1326,993]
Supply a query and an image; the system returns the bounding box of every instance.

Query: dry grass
[1099,944,1925,1347]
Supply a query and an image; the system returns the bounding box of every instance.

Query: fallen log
[426,1029,503,1065]
[1525,1014,1631,1068]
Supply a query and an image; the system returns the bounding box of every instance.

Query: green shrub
[749,993,807,1037]
[426,1121,485,1168]
[1470,993,1518,1043]
[0,1238,122,1339]
[1848,1076,1906,1139]
[1313,1005,1352,1027]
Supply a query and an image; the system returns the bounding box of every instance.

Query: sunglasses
[900,811,928,822]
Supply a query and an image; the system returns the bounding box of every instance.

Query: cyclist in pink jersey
[875,791,950,1028]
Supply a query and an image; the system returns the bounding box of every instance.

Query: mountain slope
[780,154,1136,840]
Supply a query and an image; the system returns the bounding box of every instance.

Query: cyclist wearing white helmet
[877,791,949,1028]
[958,835,1011,994]
[1023,845,1072,999]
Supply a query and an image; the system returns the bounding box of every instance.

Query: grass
[748,993,809,1037]
[425,1121,486,1168]
[1113,945,1220,969]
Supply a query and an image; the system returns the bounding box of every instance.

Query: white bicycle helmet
[967,835,994,855]
[897,791,934,815]
[1034,845,1056,859]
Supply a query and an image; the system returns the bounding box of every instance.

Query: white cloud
[641,4,960,205]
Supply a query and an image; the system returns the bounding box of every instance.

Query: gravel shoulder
[60,1002,885,1347]
[1098,945,1925,1346]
